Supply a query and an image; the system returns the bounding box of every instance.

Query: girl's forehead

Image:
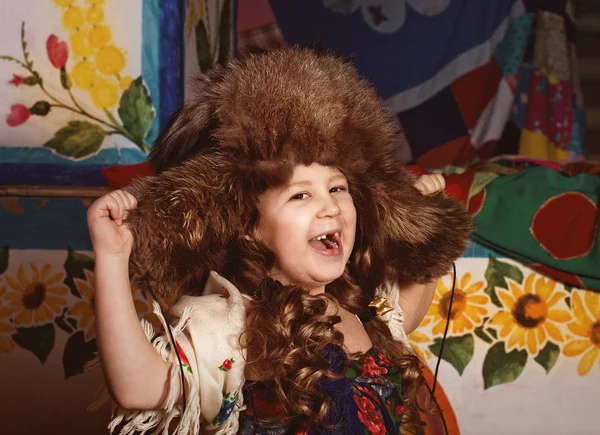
[288,164,344,181]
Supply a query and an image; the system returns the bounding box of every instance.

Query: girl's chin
[272,261,348,290]
[306,269,346,288]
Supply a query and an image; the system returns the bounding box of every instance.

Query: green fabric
[471,167,600,291]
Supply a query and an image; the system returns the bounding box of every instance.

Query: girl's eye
[330,186,348,193]
[290,192,309,201]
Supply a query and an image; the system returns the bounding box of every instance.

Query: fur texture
[127,47,473,297]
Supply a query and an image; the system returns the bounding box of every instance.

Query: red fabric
[100,162,155,189]
[404,165,477,210]
[529,263,586,289]
[415,136,475,168]
[444,171,475,207]
[236,0,276,32]
[524,70,574,150]
[451,59,502,129]
[530,192,598,260]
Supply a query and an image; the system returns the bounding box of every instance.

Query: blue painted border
[142,0,161,145]
[232,0,238,58]
[0,199,94,251]
[158,0,185,133]
[0,147,146,165]
[0,163,109,186]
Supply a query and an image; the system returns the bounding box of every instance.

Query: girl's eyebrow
[288,175,346,187]
[288,180,312,187]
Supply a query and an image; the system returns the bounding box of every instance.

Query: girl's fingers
[115,189,138,211]
[123,191,138,210]
[114,189,132,212]
[415,174,446,195]
[109,192,127,224]
[414,181,427,194]
[114,190,138,223]
[105,196,122,222]
[433,174,445,191]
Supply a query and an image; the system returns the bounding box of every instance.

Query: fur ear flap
[126,153,251,297]
[147,94,218,174]
[379,168,473,283]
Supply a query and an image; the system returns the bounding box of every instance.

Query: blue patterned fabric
[238,346,405,434]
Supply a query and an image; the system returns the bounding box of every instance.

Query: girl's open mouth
[308,232,343,256]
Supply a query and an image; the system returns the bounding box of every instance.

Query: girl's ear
[377,167,473,283]
[126,153,251,297]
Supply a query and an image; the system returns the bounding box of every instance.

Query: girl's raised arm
[88,190,173,410]
[396,173,447,333]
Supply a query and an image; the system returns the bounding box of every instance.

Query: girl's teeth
[314,233,340,241]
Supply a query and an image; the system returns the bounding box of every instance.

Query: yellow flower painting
[408,329,434,363]
[4,264,69,326]
[489,274,571,356]
[69,269,96,341]
[562,290,600,376]
[425,273,490,336]
[2,1,154,158]
[0,285,17,353]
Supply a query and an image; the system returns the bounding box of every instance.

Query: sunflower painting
[0,285,17,353]
[68,268,174,342]
[0,249,97,374]
[3,264,69,326]
[69,268,96,342]
[489,273,571,356]
[406,257,599,392]
[426,272,490,336]
[132,287,177,331]
[562,290,600,376]
[408,328,434,363]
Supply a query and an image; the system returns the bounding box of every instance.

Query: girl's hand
[414,174,445,195]
[87,190,137,259]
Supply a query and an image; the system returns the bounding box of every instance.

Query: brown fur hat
[126,47,473,297]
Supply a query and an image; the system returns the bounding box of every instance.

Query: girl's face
[257,164,357,292]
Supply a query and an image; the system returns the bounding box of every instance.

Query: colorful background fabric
[268,0,588,166]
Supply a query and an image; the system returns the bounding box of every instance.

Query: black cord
[431,262,456,395]
[145,275,187,413]
[422,380,449,434]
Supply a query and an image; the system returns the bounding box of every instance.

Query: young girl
[87,47,472,434]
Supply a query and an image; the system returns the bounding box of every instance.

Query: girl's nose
[317,195,341,219]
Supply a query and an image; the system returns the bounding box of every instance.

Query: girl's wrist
[94,252,130,269]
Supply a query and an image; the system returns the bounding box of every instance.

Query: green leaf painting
[534,342,560,374]
[63,248,95,298]
[483,342,527,389]
[484,256,524,307]
[430,334,474,376]
[44,121,106,159]
[63,331,97,379]
[12,323,56,364]
[118,76,155,150]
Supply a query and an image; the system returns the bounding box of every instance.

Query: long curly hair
[127,47,472,432]
[215,161,428,432]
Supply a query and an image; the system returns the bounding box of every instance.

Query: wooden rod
[0,185,112,198]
